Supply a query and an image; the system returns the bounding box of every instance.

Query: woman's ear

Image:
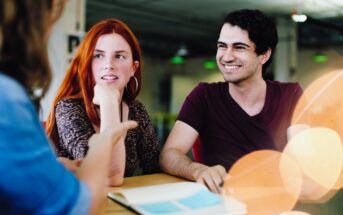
[132,61,140,73]
[259,48,272,65]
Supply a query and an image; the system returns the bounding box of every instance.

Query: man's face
[216,23,268,84]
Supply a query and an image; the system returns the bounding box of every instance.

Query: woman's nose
[104,59,115,70]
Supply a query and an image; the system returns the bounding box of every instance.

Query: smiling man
[160,9,302,193]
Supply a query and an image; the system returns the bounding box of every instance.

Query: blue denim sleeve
[71,181,91,215]
[0,73,91,214]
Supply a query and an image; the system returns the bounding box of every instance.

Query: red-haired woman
[46,19,160,186]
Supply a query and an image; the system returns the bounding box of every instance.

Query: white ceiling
[86,0,343,56]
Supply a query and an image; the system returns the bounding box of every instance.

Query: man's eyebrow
[217,41,250,48]
[217,41,227,46]
[233,42,250,48]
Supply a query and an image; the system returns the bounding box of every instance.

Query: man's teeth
[224,65,240,69]
[101,75,118,80]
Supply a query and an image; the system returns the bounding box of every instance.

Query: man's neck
[228,78,267,116]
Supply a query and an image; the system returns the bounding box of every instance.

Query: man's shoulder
[187,82,226,100]
[266,80,302,104]
[193,82,227,93]
[197,81,227,88]
[266,80,301,91]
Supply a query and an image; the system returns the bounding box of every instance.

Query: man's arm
[160,120,227,193]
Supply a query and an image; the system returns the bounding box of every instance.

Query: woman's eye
[116,55,125,60]
[93,54,103,59]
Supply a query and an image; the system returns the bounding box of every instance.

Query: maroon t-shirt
[177,80,302,170]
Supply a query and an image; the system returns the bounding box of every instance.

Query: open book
[107,181,246,215]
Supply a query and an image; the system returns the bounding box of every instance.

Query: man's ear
[132,61,140,73]
[259,48,272,65]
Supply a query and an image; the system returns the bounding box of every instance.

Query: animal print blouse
[54,98,160,176]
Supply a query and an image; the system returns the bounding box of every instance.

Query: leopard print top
[54,98,160,176]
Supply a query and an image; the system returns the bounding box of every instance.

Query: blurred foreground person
[0,0,136,214]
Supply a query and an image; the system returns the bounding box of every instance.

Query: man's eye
[235,46,246,50]
[217,44,226,49]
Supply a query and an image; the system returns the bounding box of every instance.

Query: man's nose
[222,49,235,62]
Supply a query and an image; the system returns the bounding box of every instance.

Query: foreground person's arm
[76,121,137,214]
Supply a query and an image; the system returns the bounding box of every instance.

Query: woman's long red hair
[46,19,142,146]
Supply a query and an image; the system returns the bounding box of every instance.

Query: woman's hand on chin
[93,83,121,106]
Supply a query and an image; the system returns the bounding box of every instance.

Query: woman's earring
[133,76,138,93]
[125,76,139,98]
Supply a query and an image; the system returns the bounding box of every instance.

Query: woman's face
[91,33,139,92]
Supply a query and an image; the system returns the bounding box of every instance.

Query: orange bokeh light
[283,127,343,202]
[223,150,302,215]
[293,71,343,146]
[291,70,343,191]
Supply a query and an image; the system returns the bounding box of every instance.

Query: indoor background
[42,0,343,142]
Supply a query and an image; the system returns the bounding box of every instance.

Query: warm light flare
[291,70,343,193]
[283,127,343,202]
[223,150,302,215]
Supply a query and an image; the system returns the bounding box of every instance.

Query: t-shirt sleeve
[55,99,93,159]
[289,82,303,118]
[177,83,208,133]
[0,77,89,214]
[293,83,303,102]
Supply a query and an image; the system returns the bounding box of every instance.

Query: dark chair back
[192,137,203,163]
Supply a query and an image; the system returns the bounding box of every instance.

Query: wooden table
[95,173,185,215]
[95,173,343,215]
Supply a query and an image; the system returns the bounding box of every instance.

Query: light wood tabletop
[95,173,185,215]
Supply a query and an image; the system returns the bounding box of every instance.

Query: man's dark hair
[223,9,278,73]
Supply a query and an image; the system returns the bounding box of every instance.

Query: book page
[111,182,204,205]
[108,181,247,215]
[135,189,228,215]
